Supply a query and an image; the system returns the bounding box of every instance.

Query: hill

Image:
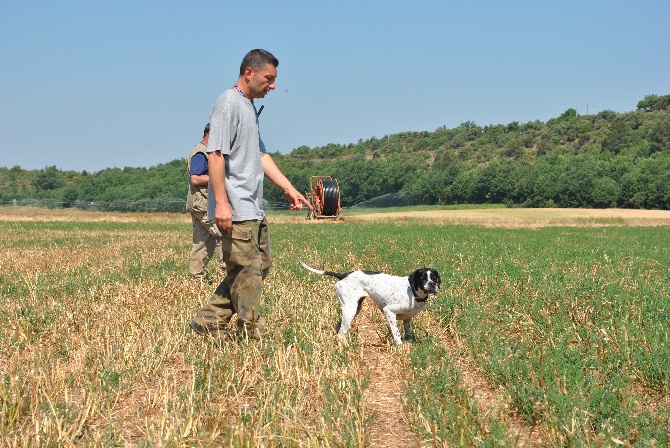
[1,94,669,211]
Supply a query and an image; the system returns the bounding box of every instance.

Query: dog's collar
[414,292,429,303]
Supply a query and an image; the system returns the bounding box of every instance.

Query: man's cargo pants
[190,218,271,339]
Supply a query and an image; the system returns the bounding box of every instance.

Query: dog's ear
[433,270,442,288]
[408,270,418,291]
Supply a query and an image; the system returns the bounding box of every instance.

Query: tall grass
[0,209,668,446]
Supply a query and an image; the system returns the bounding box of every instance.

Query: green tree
[509,161,537,205]
[591,177,621,208]
[648,118,670,153]
[637,94,670,112]
[601,118,632,154]
[537,128,558,155]
[502,135,527,160]
[61,185,79,206]
[635,154,670,209]
[33,166,66,191]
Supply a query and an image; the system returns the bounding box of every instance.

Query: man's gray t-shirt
[207,89,267,222]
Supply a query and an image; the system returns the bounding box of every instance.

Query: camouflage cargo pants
[189,211,225,278]
[190,218,272,339]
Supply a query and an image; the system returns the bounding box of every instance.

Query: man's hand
[284,186,313,212]
[208,150,232,233]
[214,202,233,234]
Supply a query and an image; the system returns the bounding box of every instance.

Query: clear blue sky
[1,0,668,172]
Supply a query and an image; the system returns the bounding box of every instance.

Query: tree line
[1,94,669,211]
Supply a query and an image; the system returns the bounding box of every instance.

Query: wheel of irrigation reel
[305,176,342,220]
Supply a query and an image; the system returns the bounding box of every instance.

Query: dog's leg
[335,324,348,345]
[403,319,415,342]
[337,302,358,343]
[382,308,403,345]
[335,284,365,344]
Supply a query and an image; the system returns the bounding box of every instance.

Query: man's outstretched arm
[261,154,313,212]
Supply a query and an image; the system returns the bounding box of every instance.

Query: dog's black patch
[323,269,381,280]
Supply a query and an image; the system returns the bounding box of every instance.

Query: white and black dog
[298,259,441,345]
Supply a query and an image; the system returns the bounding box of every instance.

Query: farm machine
[305,176,342,220]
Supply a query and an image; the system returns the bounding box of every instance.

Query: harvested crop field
[346,207,670,227]
[1,206,668,446]
[3,206,669,227]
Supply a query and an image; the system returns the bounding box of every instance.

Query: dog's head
[409,268,441,300]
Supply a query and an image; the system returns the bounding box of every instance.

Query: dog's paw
[391,342,411,354]
[337,333,348,346]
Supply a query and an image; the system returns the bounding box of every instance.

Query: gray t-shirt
[207,89,267,222]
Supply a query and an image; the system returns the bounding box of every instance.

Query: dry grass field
[2,206,668,227]
[0,206,668,447]
[344,207,670,228]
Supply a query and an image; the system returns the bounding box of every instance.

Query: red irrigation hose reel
[306,176,342,220]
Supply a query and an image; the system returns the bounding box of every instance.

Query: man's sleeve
[259,136,267,155]
[208,94,235,156]
[189,153,208,175]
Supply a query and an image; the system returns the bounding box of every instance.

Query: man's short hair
[240,49,279,76]
[203,123,210,137]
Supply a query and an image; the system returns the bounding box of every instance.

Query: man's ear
[244,66,254,81]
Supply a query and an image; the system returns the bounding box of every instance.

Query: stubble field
[0,206,668,447]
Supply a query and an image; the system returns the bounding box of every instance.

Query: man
[189,49,312,343]
[186,123,225,280]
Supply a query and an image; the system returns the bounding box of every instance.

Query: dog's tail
[298,258,349,280]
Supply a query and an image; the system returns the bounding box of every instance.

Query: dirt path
[354,301,417,447]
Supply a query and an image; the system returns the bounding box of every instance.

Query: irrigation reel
[305,176,342,220]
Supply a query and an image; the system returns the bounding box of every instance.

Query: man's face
[248,63,277,99]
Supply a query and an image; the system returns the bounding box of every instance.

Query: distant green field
[0,210,667,446]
